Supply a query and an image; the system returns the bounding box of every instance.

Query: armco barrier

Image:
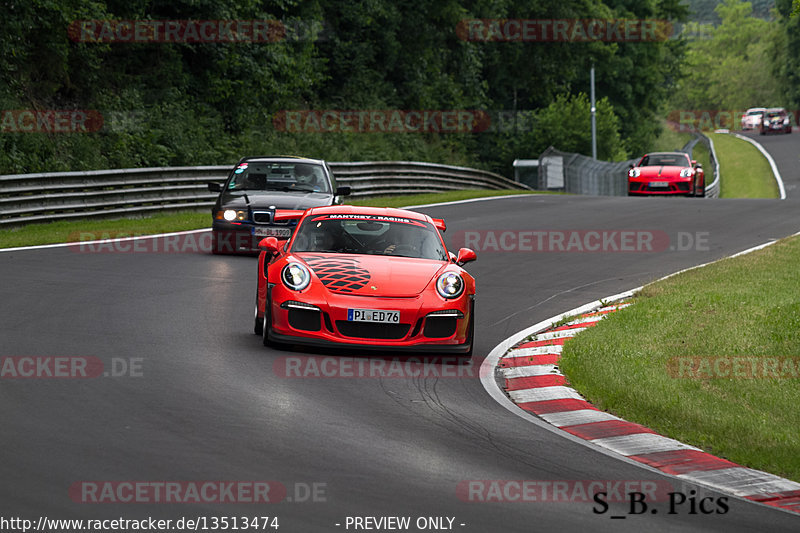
[535,131,719,198]
[0,161,529,226]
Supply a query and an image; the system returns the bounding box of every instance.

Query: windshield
[227,162,330,193]
[639,153,689,167]
[291,214,448,260]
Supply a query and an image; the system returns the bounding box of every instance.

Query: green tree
[669,0,782,112]
[533,92,626,161]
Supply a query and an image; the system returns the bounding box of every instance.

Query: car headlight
[282,262,311,291]
[629,168,641,178]
[436,272,464,299]
[222,209,247,221]
[679,168,693,178]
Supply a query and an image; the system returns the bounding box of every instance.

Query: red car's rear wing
[432,218,446,232]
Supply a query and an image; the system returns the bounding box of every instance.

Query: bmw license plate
[347,309,400,323]
[649,181,669,188]
[252,226,292,238]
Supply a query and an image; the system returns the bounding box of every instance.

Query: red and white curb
[482,294,800,516]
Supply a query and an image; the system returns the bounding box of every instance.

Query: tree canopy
[9,0,774,176]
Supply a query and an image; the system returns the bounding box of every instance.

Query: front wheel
[695,180,706,197]
[460,301,475,360]
[254,302,263,335]
[261,307,272,346]
[261,300,290,350]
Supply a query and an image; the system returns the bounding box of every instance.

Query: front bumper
[761,123,790,134]
[628,178,693,195]
[267,289,473,352]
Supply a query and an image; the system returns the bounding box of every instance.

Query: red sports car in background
[627,151,705,197]
[254,205,477,355]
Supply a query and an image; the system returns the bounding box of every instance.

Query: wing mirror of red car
[456,248,477,265]
[691,160,697,166]
[258,237,280,254]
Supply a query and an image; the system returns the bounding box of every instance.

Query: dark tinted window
[228,162,330,193]
[292,215,447,260]
[639,154,689,167]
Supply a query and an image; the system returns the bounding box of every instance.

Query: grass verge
[559,235,800,482]
[0,189,536,249]
[710,133,778,198]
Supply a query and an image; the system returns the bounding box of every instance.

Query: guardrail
[0,162,529,226]
[693,131,720,199]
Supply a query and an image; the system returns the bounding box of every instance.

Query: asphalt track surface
[2,133,799,532]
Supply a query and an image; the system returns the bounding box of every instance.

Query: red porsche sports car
[627,151,705,197]
[254,205,477,355]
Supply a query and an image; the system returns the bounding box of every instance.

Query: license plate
[347,309,400,323]
[252,226,292,238]
[649,181,669,188]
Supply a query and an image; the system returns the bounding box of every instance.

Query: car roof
[303,205,434,223]
[765,107,786,113]
[237,155,327,165]
[746,107,767,112]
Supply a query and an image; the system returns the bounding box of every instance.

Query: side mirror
[628,164,634,170]
[208,182,222,193]
[258,237,280,254]
[336,186,351,196]
[691,160,697,166]
[456,248,477,265]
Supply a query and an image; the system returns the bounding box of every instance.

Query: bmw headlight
[222,209,247,221]
[436,272,464,299]
[282,262,311,291]
[679,168,693,178]
[629,168,641,178]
